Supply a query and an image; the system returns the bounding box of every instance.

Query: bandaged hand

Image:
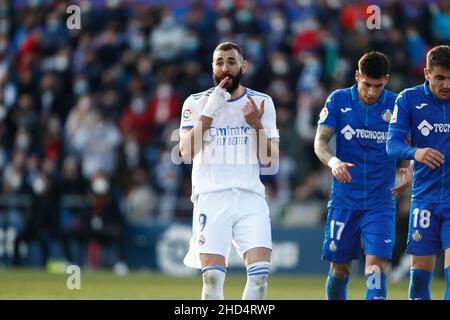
[201,78,231,118]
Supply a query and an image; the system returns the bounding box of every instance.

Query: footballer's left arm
[258,134,279,167]
[265,139,279,168]
[243,95,279,166]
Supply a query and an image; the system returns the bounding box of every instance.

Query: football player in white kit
[179,42,279,300]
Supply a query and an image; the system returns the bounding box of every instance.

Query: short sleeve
[388,92,410,134]
[180,96,199,129]
[318,92,339,129]
[261,96,280,141]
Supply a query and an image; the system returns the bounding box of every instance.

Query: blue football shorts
[322,207,395,263]
[406,201,450,256]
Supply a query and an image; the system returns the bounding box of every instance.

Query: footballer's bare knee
[445,249,450,269]
[330,262,352,278]
[244,247,271,266]
[200,253,226,268]
[410,255,436,272]
[365,255,388,274]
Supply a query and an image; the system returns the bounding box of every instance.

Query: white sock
[201,265,226,300]
[242,261,270,300]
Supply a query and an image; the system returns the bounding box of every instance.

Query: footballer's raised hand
[217,76,230,89]
[414,147,444,170]
[391,166,412,196]
[243,95,264,129]
[201,77,231,118]
[331,161,356,183]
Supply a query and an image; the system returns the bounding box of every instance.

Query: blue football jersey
[318,84,397,209]
[388,81,450,204]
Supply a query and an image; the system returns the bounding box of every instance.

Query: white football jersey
[180,87,279,200]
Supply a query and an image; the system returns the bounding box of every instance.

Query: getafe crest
[412,230,422,242]
[381,109,392,123]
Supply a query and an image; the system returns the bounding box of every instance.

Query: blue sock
[326,272,349,300]
[365,272,387,300]
[444,267,450,300]
[409,269,433,300]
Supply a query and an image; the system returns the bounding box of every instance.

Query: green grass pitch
[0,268,445,300]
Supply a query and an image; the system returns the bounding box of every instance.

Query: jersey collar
[422,81,433,96]
[227,87,248,102]
[351,84,387,106]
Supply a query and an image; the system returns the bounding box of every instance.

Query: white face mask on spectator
[16,133,30,150]
[270,16,286,33]
[33,177,46,195]
[48,117,60,135]
[185,35,199,51]
[157,84,171,99]
[106,0,121,8]
[130,35,145,52]
[55,55,69,72]
[236,9,252,24]
[47,19,60,32]
[74,80,89,96]
[216,17,232,33]
[8,172,22,191]
[92,177,109,195]
[125,141,139,158]
[272,59,288,76]
[131,98,145,114]
[28,0,43,8]
[161,16,175,29]
[78,96,91,112]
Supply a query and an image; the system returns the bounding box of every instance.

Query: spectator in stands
[72,110,122,180]
[59,155,87,266]
[83,171,128,275]
[123,167,157,226]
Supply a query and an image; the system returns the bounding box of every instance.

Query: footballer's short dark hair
[213,42,244,59]
[358,51,390,78]
[426,45,450,71]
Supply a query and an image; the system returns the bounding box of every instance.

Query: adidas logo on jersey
[418,120,450,136]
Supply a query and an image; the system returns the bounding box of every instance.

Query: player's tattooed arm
[315,125,355,183]
[314,125,335,165]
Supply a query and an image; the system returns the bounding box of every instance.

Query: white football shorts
[183,188,272,269]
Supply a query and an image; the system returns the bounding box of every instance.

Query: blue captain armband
[386,130,417,160]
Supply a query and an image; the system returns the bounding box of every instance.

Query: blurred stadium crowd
[0,0,449,270]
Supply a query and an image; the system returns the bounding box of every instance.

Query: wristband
[327,156,341,168]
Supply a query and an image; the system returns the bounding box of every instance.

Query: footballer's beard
[213,68,243,94]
